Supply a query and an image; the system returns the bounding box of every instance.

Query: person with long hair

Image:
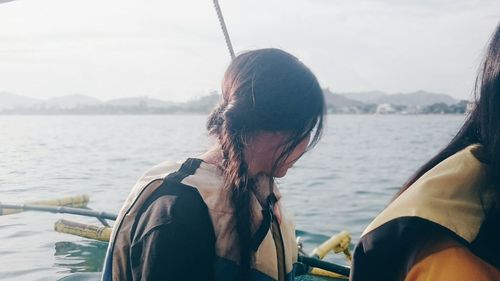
[101,48,325,281]
[350,23,500,281]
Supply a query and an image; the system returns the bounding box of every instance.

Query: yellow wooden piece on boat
[311,231,351,261]
[310,267,348,279]
[1,195,89,215]
[54,219,111,242]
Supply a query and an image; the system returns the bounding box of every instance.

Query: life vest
[350,144,499,280]
[102,158,298,281]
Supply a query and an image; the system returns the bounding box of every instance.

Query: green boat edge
[58,272,344,281]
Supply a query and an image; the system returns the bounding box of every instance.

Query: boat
[0,195,352,280]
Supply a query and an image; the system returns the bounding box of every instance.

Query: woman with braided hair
[102,48,326,281]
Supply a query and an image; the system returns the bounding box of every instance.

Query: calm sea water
[0,114,465,281]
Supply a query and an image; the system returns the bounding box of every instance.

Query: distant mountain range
[0,90,465,114]
[321,89,464,114]
[327,89,458,107]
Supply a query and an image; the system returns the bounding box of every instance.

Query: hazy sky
[0,0,498,101]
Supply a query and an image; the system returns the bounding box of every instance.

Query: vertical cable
[213,0,236,59]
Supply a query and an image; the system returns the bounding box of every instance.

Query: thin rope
[213,0,235,60]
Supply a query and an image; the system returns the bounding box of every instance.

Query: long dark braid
[208,95,254,279]
[221,128,253,279]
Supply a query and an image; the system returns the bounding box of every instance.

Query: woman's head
[206,48,325,279]
[207,48,325,177]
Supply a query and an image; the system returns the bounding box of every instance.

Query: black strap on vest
[251,193,278,251]
[166,158,203,183]
[128,158,203,242]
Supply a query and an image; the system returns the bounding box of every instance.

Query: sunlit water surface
[0,114,465,280]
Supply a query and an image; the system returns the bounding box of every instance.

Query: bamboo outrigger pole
[0,203,117,220]
[0,195,89,216]
[55,219,112,242]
